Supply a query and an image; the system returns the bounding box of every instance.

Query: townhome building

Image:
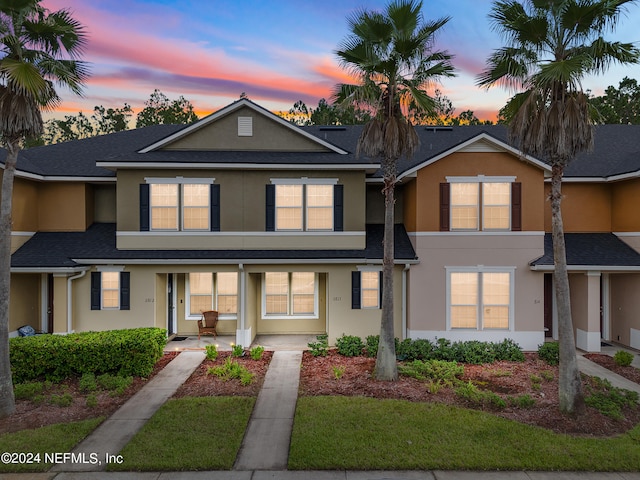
[5,98,640,352]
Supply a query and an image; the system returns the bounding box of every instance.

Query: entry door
[47,274,54,333]
[543,274,553,337]
[167,274,175,335]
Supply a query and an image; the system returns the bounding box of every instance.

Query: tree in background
[0,0,88,419]
[280,98,372,126]
[590,76,640,124]
[136,89,198,127]
[477,0,639,414]
[334,0,455,381]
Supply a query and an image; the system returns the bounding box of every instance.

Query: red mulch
[298,351,640,437]
[173,351,273,398]
[584,353,640,384]
[0,351,179,434]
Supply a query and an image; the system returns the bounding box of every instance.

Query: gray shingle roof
[11,223,416,269]
[4,121,640,179]
[530,233,640,268]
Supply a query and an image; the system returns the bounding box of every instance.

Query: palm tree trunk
[0,140,18,418]
[375,170,398,381]
[550,164,585,415]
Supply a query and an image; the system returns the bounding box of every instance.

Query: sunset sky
[40,0,640,123]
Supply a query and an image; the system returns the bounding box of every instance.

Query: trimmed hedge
[10,328,166,383]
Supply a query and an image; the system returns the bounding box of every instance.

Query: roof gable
[139,99,347,154]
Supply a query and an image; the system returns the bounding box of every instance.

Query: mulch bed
[0,351,179,434]
[584,353,640,384]
[298,350,640,437]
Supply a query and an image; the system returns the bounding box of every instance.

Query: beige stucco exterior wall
[612,178,640,232]
[39,183,91,232]
[610,274,640,349]
[408,151,545,233]
[93,184,117,223]
[116,168,366,250]
[9,274,41,333]
[569,273,588,334]
[163,105,329,152]
[544,183,612,232]
[407,233,545,351]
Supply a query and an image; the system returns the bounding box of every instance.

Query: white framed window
[263,272,318,318]
[186,272,238,319]
[101,271,120,309]
[272,178,337,231]
[446,266,514,330]
[361,271,381,309]
[447,176,514,231]
[147,177,213,231]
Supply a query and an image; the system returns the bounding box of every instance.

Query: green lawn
[109,396,254,471]
[289,396,640,471]
[0,417,104,473]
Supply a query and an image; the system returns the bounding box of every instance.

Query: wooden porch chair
[198,310,219,340]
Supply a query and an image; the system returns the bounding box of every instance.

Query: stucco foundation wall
[407,233,545,351]
[9,273,41,334]
[610,273,640,347]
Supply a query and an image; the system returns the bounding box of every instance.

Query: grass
[289,396,640,471]
[0,417,104,473]
[109,396,254,471]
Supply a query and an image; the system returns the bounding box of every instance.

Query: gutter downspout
[402,264,410,340]
[67,269,88,334]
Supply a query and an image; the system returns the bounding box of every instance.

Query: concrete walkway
[50,350,205,473]
[234,350,303,470]
[577,354,640,398]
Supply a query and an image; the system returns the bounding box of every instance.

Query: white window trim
[261,272,319,320]
[271,179,337,232]
[185,273,238,321]
[146,178,215,232]
[447,176,515,232]
[445,266,516,331]
[101,271,120,310]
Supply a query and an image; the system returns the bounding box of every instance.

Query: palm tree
[0,0,88,418]
[333,0,455,381]
[477,0,639,414]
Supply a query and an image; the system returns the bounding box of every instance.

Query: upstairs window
[140,179,220,232]
[266,180,343,232]
[441,177,521,232]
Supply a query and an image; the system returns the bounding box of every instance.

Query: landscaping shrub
[613,350,634,367]
[585,377,639,420]
[205,344,218,361]
[308,334,329,357]
[455,381,506,409]
[9,327,166,383]
[335,335,364,357]
[365,335,379,357]
[250,345,265,360]
[538,342,559,366]
[208,357,255,385]
[491,339,526,362]
[96,373,133,396]
[13,381,45,400]
[232,344,244,357]
[399,359,463,390]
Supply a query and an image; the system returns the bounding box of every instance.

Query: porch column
[577,272,601,352]
[236,264,252,347]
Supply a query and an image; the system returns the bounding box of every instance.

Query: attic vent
[238,116,253,136]
[425,126,453,132]
[319,126,346,131]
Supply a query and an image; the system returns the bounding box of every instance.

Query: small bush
[508,394,536,409]
[491,339,526,362]
[79,372,98,392]
[585,377,639,420]
[538,342,559,365]
[49,392,73,407]
[205,344,219,361]
[250,345,265,360]
[208,357,255,385]
[97,373,133,396]
[14,381,45,400]
[335,335,364,357]
[86,393,98,408]
[308,334,329,357]
[365,335,379,357]
[455,381,506,409]
[613,350,634,367]
[541,370,555,382]
[232,344,244,357]
[332,365,346,380]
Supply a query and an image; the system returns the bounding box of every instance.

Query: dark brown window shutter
[439,183,450,231]
[511,182,522,231]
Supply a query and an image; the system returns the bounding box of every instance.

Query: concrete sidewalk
[49,350,205,473]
